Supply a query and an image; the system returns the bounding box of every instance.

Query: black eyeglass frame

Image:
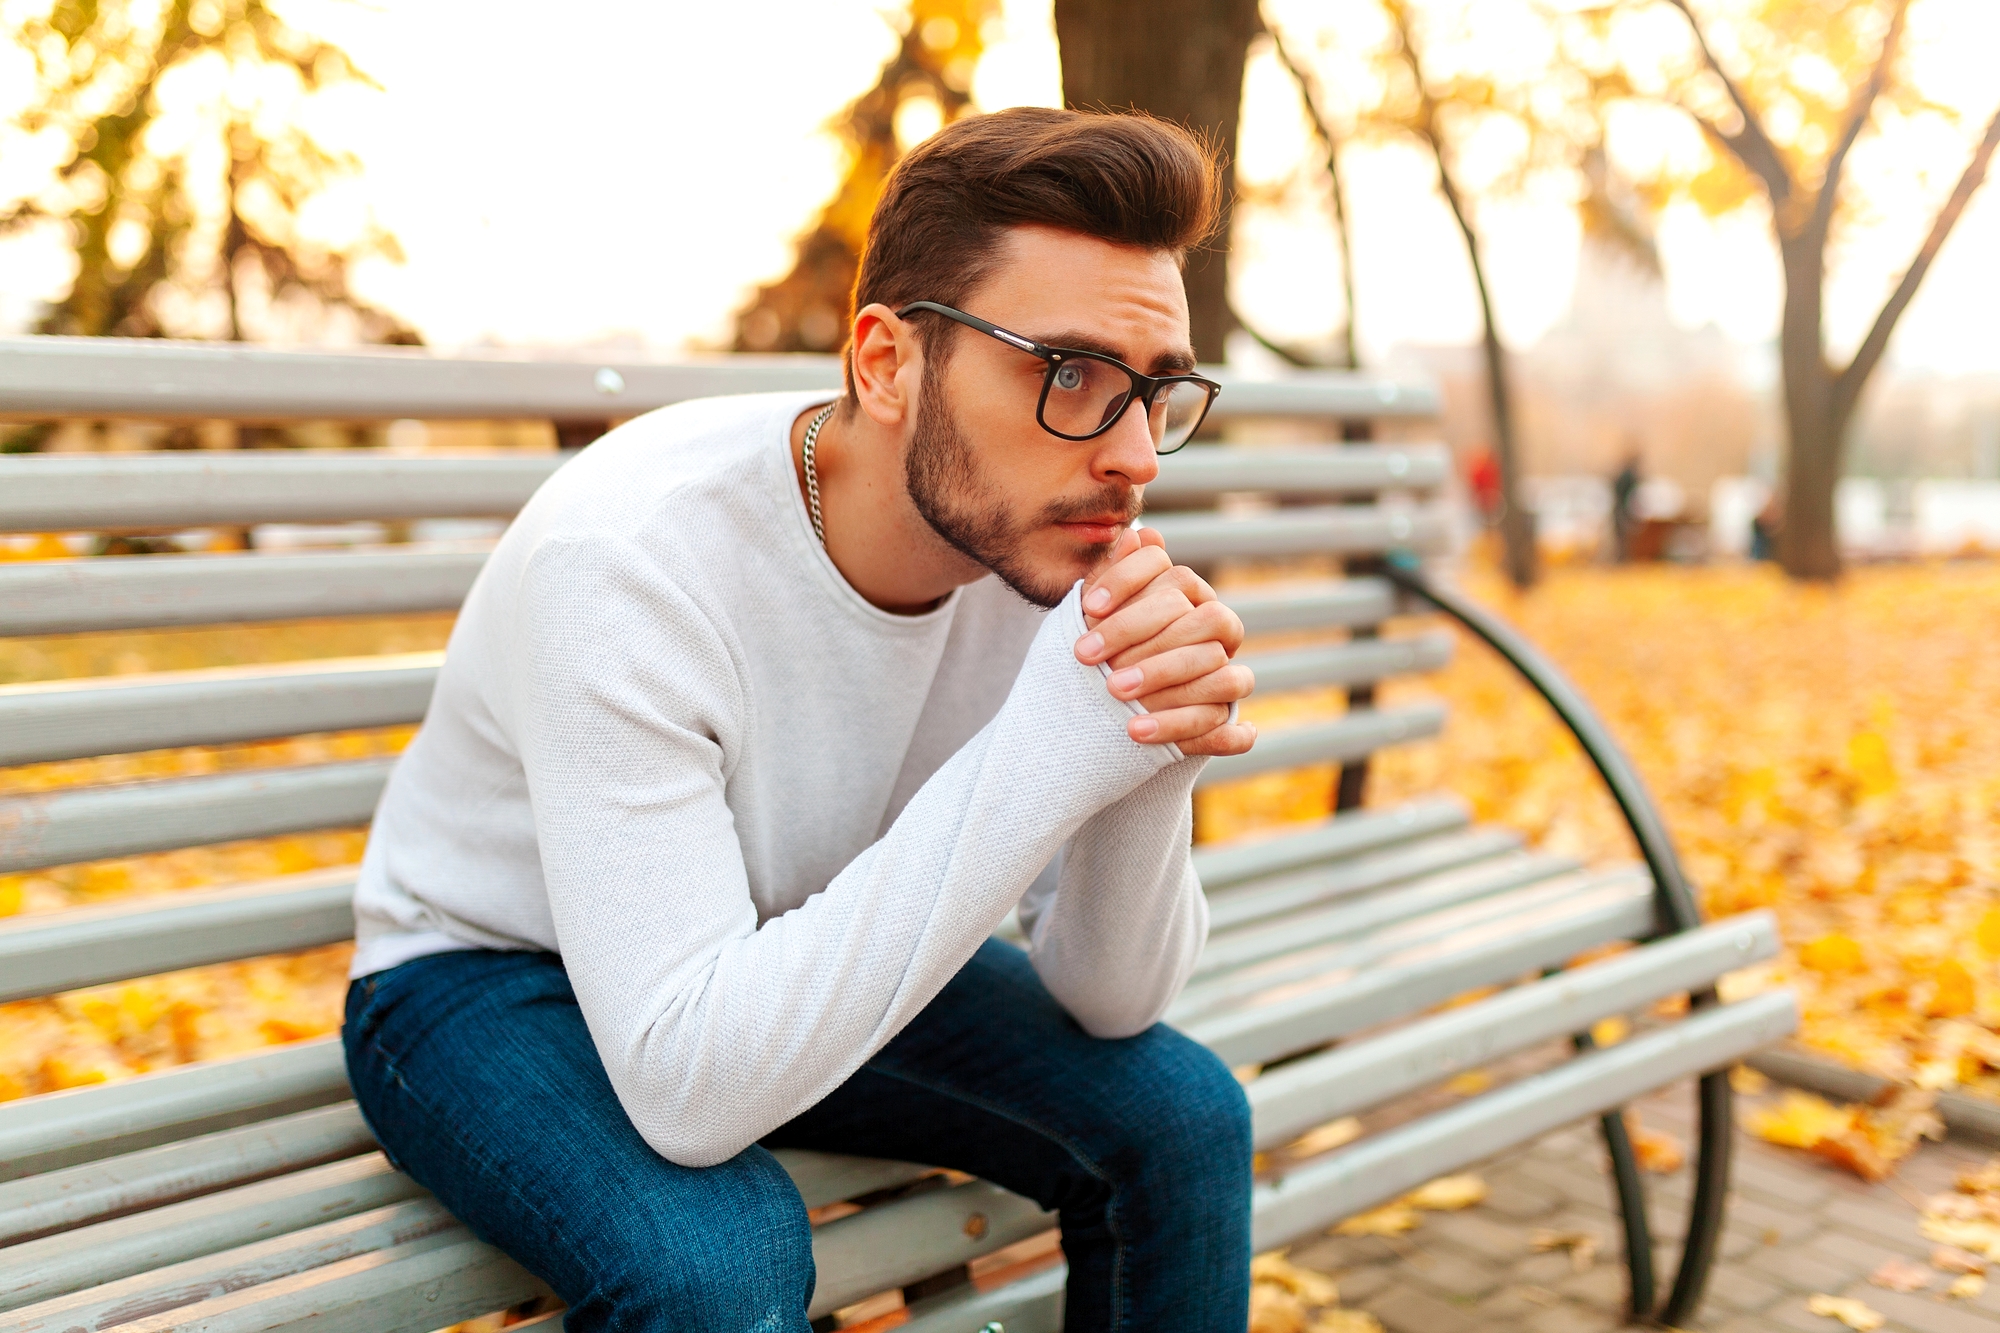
[895,300,1221,454]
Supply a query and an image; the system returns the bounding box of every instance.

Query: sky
[1,0,1997,376]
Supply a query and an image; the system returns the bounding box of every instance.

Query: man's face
[902,226,1194,609]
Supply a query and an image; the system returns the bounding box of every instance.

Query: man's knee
[1102,1026,1253,1186]
[567,1149,816,1332]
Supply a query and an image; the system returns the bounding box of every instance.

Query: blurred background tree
[1053,0,1262,365]
[731,0,998,353]
[1559,0,2000,580]
[1,0,416,346]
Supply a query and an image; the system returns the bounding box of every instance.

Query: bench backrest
[0,335,1452,1016]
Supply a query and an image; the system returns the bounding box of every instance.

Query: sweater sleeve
[1014,754,1209,1038]
[513,535,1185,1167]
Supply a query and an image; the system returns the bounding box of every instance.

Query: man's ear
[849,303,918,429]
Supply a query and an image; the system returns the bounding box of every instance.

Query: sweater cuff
[1062,580,1187,765]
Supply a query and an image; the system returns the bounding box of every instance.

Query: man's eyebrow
[1032,328,1198,376]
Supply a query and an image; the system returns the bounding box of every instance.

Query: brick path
[1283,1081,1999,1333]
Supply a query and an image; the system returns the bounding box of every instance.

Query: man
[344,106,1258,1332]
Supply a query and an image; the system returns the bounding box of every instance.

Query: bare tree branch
[1835,103,2000,426]
[1267,16,1362,368]
[1662,0,1796,208]
[1806,0,1910,247]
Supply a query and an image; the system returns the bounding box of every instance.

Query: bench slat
[0,656,439,767]
[0,759,393,876]
[1194,703,1447,789]
[0,549,485,636]
[0,871,358,1003]
[1144,505,1450,562]
[807,1180,1053,1318]
[0,1040,350,1182]
[1237,630,1452,695]
[0,455,560,533]
[1189,796,1468,891]
[1146,446,1449,501]
[0,1154,423,1312]
[1205,826,1520,932]
[0,336,1437,422]
[901,1261,1067,1333]
[1194,851,1580,980]
[1246,911,1783,1148]
[1248,988,1800,1251]
[5,1195,463,1330]
[1175,867,1619,1022]
[0,1104,374,1246]
[1228,578,1401,636]
[1184,869,1659,1068]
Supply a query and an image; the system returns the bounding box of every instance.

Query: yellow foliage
[1403,1174,1486,1211]
[1748,1091,1855,1149]
[1806,1294,1885,1331]
[1334,1202,1422,1236]
[1200,562,2000,1102]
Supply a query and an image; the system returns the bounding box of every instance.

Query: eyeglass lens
[1043,357,1210,451]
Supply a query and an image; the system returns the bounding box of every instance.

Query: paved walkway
[1284,1081,1999,1333]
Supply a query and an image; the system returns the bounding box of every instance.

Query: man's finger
[1081,540,1172,626]
[1175,721,1258,758]
[1125,703,1232,745]
[1076,585,1194,664]
[1104,643,1232,701]
[1128,662,1255,713]
[1101,598,1245,669]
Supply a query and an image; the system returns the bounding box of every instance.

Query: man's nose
[1091,398,1161,487]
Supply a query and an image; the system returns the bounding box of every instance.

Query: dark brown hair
[846,106,1221,394]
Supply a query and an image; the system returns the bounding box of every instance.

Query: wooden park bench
[0,335,1795,1332]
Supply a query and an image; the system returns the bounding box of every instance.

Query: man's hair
[845,107,1222,395]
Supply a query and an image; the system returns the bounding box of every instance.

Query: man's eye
[1054,364,1084,391]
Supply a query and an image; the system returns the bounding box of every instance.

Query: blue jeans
[343,939,1251,1332]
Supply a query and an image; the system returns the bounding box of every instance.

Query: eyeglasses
[896,301,1221,455]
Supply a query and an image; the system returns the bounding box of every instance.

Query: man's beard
[904,369,1140,609]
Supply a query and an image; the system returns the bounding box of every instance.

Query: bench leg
[1597,1105,1657,1322]
[1657,1068,1733,1328]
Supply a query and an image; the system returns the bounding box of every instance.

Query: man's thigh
[762,938,1250,1285]
[343,949,814,1333]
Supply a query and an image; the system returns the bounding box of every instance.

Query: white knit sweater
[351,391,1211,1167]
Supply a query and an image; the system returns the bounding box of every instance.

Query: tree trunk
[1053,0,1263,364]
[1775,237,1844,579]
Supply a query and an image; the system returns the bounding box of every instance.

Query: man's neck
[790,403,984,615]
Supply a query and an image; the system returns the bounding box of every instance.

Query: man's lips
[1053,516,1134,543]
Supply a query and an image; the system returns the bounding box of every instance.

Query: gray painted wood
[1245,911,1783,1148]
[1248,989,1800,1250]
[2,1196,463,1329]
[0,871,357,1002]
[0,335,1437,422]
[1228,578,1401,635]
[0,1103,374,1245]
[1183,870,1662,1068]
[1238,631,1453,694]
[1144,504,1450,561]
[1193,851,1582,980]
[0,656,439,767]
[1204,826,1520,932]
[0,1154,424,1311]
[807,1180,1053,1318]
[0,759,393,875]
[1194,703,1449,789]
[0,548,486,636]
[900,1261,1066,1333]
[1189,796,1469,891]
[0,455,560,532]
[1146,445,1448,501]
[0,1039,350,1181]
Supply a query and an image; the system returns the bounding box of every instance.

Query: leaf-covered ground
[1201,559,2000,1102]
[5,563,1998,1109]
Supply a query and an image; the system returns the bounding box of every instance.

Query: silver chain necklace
[801,403,836,548]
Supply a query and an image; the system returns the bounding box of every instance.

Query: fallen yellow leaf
[1308,1313,1384,1333]
[1334,1203,1421,1236]
[1748,1091,1854,1149]
[1531,1229,1599,1272]
[1287,1117,1363,1157]
[1948,1273,1986,1299]
[1252,1252,1340,1306]
[1805,1294,1885,1331]
[1867,1257,1931,1292]
[1405,1174,1487,1211]
[1799,934,1866,975]
[1444,1069,1493,1096]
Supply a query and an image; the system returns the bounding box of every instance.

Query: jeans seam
[862,1061,1130,1331]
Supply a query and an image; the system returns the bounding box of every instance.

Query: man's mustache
[1040,485,1143,529]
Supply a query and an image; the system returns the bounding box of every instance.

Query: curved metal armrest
[1380,559,1728,1329]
